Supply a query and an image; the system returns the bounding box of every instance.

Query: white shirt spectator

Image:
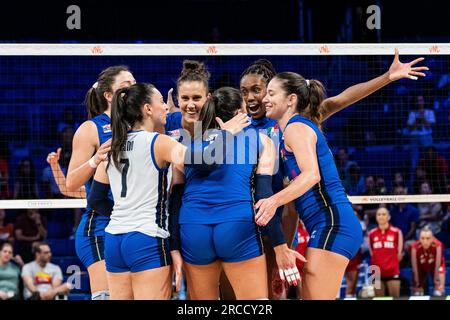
[21,261,63,299]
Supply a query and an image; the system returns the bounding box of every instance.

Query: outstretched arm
[321,49,429,121]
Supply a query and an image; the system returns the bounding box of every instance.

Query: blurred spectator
[0,209,14,243]
[0,140,10,199]
[14,209,48,263]
[369,207,403,298]
[410,227,446,296]
[21,242,72,300]
[407,95,436,169]
[361,175,381,227]
[416,182,444,236]
[336,148,358,181]
[13,158,39,199]
[376,176,388,195]
[392,172,405,190]
[0,242,23,300]
[56,107,79,135]
[342,163,365,196]
[412,165,428,194]
[389,186,419,244]
[416,146,448,194]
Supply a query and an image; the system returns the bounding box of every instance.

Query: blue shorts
[305,203,362,260]
[180,221,264,265]
[75,234,105,269]
[105,232,171,273]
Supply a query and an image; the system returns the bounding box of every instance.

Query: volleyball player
[411,226,446,296]
[65,66,136,300]
[368,207,403,298]
[240,51,428,298]
[87,83,250,299]
[176,86,298,300]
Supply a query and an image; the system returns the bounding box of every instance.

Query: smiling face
[263,78,294,120]
[178,81,209,126]
[240,74,268,119]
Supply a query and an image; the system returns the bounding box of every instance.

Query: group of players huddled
[46,50,429,299]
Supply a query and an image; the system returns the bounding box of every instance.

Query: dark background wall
[0,0,448,43]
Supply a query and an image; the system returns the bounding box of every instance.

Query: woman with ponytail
[87,83,250,299]
[255,51,429,299]
[65,66,136,300]
[174,87,296,300]
[240,51,429,299]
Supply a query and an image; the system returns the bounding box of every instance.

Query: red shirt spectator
[14,210,48,263]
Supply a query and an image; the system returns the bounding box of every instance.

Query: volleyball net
[0,43,449,210]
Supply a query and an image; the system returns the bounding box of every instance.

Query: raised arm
[321,49,429,121]
[66,121,110,192]
[166,88,180,113]
[47,149,86,198]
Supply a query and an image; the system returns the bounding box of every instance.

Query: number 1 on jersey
[120,158,130,197]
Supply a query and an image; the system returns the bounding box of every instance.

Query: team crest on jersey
[267,124,279,137]
[374,236,379,241]
[102,124,112,133]
[387,235,394,242]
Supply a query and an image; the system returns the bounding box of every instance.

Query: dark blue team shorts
[180,221,264,265]
[304,202,363,260]
[104,232,171,273]
[75,234,105,269]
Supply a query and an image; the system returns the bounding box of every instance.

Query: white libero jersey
[105,130,171,238]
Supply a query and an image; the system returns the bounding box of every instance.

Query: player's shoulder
[433,238,443,247]
[411,240,420,249]
[368,228,378,236]
[389,225,400,233]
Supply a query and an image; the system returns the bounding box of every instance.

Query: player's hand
[254,197,279,226]
[47,148,61,166]
[171,250,184,293]
[273,244,306,287]
[94,139,111,165]
[388,48,429,81]
[216,112,251,135]
[166,88,178,112]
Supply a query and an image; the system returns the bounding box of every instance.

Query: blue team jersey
[77,113,113,237]
[280,115,350,225]
[179,129,262,224]
[165,112,182,132]
[248,116,283,193]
